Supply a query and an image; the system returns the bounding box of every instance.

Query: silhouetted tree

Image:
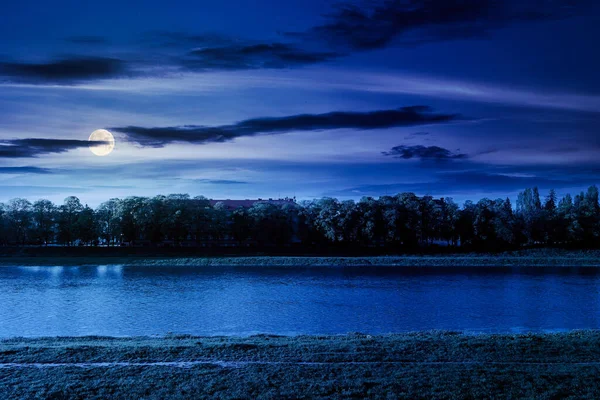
[96,199,122,246]
[3,185,600,251]
[57,196,84,246]
[190,196,212,244]
[0,203,6,245]
[32,199,55,245]
[5,198,32,245]
[76,205,97,245]
[577,186,600,244]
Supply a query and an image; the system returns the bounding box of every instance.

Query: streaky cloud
[182,43,340,70]
[383,145,467,160]
[0,166,53,174]
[112,106,460,147]
[289,0,592,50]
[0,38,339,86]
[0,57,130,83]
[18,67,597,113]
[194,179,249,185]
[0,139,110,158]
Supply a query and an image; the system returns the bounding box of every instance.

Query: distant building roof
[209,198,296,210]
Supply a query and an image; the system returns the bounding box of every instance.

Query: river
[1,265,599,337]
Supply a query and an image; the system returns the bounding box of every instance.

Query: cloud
[66,36,109,45]
[0,0,591,87]
[382,145,467,160]
[142,31,341,69]
[290,0,591,50]
[0,166,53,174]
[0,57,130,83]
[0,39,338,86]
[182,43,340,70]
[0,139,109,158]
[112,106,460,147]
[194,179,249,185]
[14,66,597,113]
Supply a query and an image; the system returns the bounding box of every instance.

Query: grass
[2,248,600,267]
[1,332,600,398]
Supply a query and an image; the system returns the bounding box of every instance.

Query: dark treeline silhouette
[0,186,599,251]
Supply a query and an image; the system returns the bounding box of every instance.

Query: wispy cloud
[0,166,53,174]
[194,179,249,185]
[182,43,340,70]
[0,139,109,158]
[0,0,591,87]
[111,106,460,147]
[0,32,340,86]
[308,70,600,113]
[382,145,467,160]
[0,57,130,84]
[289,0,591,50]
[10,67,596,113]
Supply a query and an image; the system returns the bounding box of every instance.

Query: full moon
[88,129,115,156]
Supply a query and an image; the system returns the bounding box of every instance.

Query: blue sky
[1,0,599,206]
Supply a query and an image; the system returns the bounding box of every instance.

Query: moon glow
[88,129,115,156]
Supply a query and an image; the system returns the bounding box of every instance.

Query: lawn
[1,331,600,399]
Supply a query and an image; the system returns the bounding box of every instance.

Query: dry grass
[1,331,599,399]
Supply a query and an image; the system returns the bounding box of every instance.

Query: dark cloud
[1,31,339,86]
[182,43,340,70]
[194,179,249,185]
[0,166,53,174]
[0,139,110,158]
[0,57,130,83]
[141,32,340,70]
[382,145,467,160]
[290,0,591,50]
[112,106,460,147]
[66,36,109,45]
[0,38,340,86]
[1,1,591,85]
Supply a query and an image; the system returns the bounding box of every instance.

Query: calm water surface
[1,265,599,337]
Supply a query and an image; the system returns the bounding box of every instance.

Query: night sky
[1,0,599,206]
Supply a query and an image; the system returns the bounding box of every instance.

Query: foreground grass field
[1,332,600,399]
[3,249,600,267]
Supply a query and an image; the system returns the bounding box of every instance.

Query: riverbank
[2,248,600,267]
[1,332,599,398]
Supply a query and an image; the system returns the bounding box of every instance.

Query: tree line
[0,186,599,251]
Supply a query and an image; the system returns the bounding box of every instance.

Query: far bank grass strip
[5,254,600,267]
[4,360,600,369]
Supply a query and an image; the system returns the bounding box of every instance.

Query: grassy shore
[1,332,600,399]
[2,248,600,267]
